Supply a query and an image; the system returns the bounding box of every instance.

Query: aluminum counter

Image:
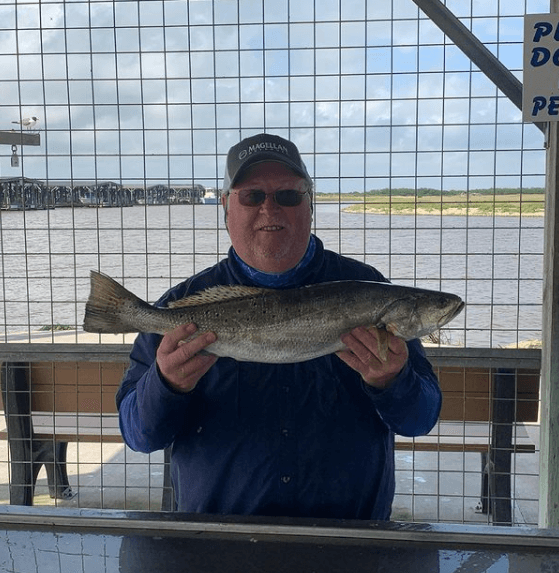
[0,506,558,572]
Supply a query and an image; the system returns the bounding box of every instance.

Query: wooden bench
[0,345,541,524]
[0,351,175,511]
[1,361,126,504]
[396,365,538,452]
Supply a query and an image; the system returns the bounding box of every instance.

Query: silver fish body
[83,270,464,363]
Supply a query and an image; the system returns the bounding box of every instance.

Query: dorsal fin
[168,285,271,308]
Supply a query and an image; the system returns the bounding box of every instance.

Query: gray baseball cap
[222,133,312,193]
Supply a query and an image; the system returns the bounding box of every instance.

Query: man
[116,133,442,520]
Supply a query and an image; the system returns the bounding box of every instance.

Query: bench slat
[395,442,535,453]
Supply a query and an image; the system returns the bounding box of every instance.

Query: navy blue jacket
[116,236,442,519]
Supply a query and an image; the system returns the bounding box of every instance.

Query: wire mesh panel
[394,360,540,525]
[0,0,548,524]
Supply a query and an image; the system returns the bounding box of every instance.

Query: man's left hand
[336,326,409,389]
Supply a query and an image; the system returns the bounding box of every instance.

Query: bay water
[0,202,544,347]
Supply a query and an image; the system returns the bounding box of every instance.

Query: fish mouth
[438,300,465,327]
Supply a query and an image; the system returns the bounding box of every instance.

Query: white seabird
[12,117,39,130]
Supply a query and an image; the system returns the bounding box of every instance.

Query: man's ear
[221,192,229,230]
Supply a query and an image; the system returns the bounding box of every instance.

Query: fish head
[381,291,464,341]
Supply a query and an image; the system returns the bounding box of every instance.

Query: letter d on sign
[531,47,551,66]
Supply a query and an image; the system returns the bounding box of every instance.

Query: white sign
[524,13,559,122]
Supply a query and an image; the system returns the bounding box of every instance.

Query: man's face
[222,162,312,273]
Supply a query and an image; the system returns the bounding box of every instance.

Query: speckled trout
[83,270,464,363]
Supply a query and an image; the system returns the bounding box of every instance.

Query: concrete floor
[0,424,540,526]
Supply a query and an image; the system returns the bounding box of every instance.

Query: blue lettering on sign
[528,20,559,117]
[532,21,559,42]
[532,96,559,117]
[530,47,559,66]
[532,97,547,116]
[531,47,550,66]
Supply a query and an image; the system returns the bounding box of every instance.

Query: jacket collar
[229,234,321,288]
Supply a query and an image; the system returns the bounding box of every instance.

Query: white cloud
[0,0,546,189]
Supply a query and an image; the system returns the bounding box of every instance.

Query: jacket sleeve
[116,331,196,453]
[362,339,442,437]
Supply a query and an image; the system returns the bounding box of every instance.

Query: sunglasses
[234,189,309,207]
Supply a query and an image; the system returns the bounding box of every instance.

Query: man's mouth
[259,225,284,231]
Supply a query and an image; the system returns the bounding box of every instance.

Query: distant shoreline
[341,205,544,217]
[315,193,545,217]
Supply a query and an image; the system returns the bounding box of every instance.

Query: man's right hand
[156,323,217,393]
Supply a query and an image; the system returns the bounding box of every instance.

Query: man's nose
[259,193,281,210]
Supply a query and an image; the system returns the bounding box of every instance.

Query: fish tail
[83,271,148,333]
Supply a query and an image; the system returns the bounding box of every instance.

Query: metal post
[538,0,559,530]
[0,130,41,208]
[540,117,559,528]
[0,131,40,170]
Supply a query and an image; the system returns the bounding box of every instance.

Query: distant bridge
[0,178,207,210]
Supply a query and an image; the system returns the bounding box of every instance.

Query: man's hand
[156,323,217,393]
[336,326,408,389]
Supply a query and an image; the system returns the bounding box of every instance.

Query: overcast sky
[0,0,550,192]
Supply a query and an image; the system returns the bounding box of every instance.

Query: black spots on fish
[200,307,228,325]
[260,307,275,319]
